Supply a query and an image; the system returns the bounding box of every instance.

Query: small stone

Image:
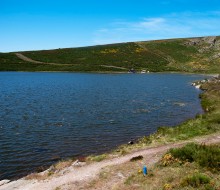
[117,172,125,179]
[195,85,201,89]
[72,160,79,166]
[0,180,10,186]
[128,141,134,145]
[130,155,143,162]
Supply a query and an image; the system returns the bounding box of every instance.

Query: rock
[0,179,10,186]
[75,162,86,167]
[48,165,55,172]
[128,141,134,145]
[210,53,220,60]
[215,74,220,79]
[72,160,86,167]
[195,85,201,89]
[186,37,218,53]
[185,38,201,46]
[117,172,125,179]
[60,168,70,175]
[130,155,143,162]
[72,160,79,166]
[203,36,216,44]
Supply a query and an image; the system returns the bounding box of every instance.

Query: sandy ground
[0,133,219,190]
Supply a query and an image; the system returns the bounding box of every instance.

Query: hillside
[0,36,220,73]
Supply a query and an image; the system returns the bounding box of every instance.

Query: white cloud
[136,18,166,29]
[93,12,220,45]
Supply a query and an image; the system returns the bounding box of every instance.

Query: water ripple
[0,72,205,180]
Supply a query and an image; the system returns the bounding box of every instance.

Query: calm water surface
[0,72,206,180]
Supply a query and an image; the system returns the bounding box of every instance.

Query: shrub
[161,153,182,166]
[163,183,172,190]
[139,135,152,144]
[169,143,196,162]
[181,173,210,187]
[87,154,107,162]
[204,184,216,190]
[168,143,220,171]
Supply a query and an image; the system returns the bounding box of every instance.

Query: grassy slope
[1,36,220,73]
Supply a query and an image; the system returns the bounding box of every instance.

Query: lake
[0,72,206,180]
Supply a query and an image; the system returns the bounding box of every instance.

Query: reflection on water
[0,72,205,180]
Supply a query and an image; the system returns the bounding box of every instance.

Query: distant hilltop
[0,36,220,73]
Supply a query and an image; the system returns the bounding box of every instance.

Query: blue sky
[1,0,220,52]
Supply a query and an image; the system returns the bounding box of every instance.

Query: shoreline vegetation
[1,75,220,190]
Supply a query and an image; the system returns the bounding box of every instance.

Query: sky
[1,0,220,52]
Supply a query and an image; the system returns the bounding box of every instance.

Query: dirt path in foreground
[1,133,219,190]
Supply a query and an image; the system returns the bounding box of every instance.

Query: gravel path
[15,53,71,66]
[100,65,128,70]
[15,53,44,64]
[15,53,129,70]
[1,133,219,190]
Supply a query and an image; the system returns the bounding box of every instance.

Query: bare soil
[15,53,72,66]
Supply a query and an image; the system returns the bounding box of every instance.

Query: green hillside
[1,36,220,73]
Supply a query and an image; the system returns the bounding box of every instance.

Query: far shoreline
[0,70,219,76]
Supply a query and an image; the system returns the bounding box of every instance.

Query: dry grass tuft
[25,172,48,181]
[54,160,73,170]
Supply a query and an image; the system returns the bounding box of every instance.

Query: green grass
[1,36,220,72]
[0,54,123,72]
[139,39,197,63]
[169,143,220,171]
[181,173,211,189]
[118,143,220,190]
[23,43,168,67]
[87,154,107,162]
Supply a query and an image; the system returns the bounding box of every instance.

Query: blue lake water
[0,72,206,180]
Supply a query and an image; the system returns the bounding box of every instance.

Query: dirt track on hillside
[15,53,72,66]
